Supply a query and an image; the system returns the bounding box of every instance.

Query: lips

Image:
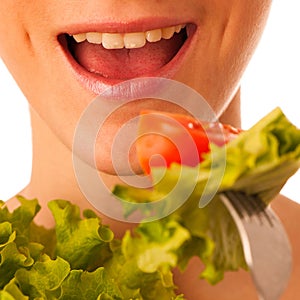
[58,22,195,94]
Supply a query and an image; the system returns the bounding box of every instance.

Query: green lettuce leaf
[0,197,40,246]
[59,268,123,300]
[0,290,16,300]
[103,221,186,300]
[2,280,29,300]
[0,198,42,290]
[215,107,300,199]
[0,242,34,289]
[48,200,114,270]
[15,255,70,299]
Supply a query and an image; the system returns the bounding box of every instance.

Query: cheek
[0,4,32,83]
[174,0,272,117]
[219,1,272,71]
[0,10,92,156]
[218,1,272,98]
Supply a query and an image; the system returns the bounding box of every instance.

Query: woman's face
[0,0,271,174]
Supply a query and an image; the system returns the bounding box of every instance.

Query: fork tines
[220,190,292,300]
[222,190,274,226]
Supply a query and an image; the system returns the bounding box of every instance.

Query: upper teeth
[72,24,186,50]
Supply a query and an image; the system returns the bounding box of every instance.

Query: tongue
[71,33,185,79]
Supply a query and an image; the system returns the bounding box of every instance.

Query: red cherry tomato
[136,110,241,174]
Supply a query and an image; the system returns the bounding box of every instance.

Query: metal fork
[220,190,292,300]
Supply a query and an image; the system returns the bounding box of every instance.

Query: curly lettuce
[0,197,185,299]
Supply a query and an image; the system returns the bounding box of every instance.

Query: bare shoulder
[271,194,300,232]
[271,194,300,299]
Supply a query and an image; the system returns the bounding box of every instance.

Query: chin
[95,149,143,176]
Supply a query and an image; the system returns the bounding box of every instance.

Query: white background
[0,1,299,203]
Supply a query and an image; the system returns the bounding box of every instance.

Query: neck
[18,108,133,235]
[219,87,241,127]
[26,108,85,204]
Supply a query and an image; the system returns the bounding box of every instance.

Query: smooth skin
[0,1,299,299]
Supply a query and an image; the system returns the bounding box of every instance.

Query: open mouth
[59,23,194,83]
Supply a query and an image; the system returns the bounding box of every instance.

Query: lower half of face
[0,0,272,175]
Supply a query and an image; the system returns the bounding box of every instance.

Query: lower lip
[60,24,197,97]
